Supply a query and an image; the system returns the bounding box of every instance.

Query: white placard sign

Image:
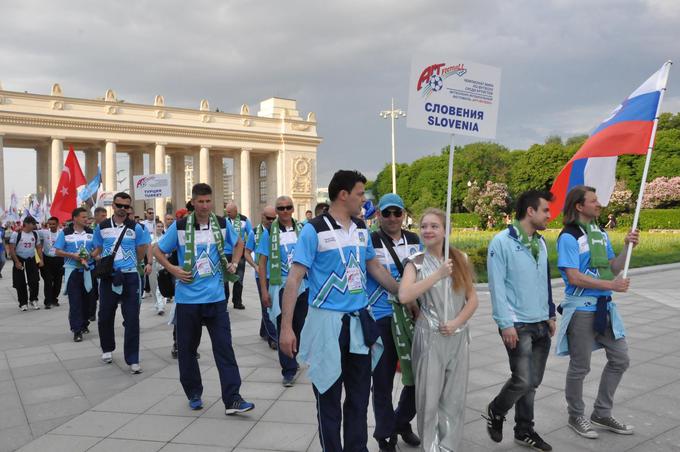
[133,174,171,200]
[407,57,501,138]
[96,191,114,207]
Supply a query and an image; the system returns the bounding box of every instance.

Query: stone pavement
[0,263,679,452]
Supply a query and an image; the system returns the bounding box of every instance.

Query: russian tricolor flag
[550,62,671,219]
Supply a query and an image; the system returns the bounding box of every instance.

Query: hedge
[616,209,680,230]
[451,209,680,230]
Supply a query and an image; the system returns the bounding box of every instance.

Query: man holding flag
[550,62,671,439]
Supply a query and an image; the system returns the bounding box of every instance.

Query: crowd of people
[1,170,640,452]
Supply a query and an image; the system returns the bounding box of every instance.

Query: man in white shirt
[40,216,64,309]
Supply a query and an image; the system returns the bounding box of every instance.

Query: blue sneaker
[189,396,203,410]
[225,398,254,415]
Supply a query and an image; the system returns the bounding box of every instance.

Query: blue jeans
[491,321,551,434]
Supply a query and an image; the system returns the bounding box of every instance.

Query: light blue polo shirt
[54,227,95,268]
[157,216,238,304]
[92,218,151,271]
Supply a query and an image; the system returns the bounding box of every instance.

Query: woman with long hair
[398,207,479,452]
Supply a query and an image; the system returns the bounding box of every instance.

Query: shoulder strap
[376,229,404,277]
[16,231,21,244]
[111,220,129,256]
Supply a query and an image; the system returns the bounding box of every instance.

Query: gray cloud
[1,0,678,202]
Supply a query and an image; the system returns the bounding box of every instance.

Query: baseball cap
[378,193,405,211]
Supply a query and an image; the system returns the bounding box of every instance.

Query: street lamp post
[380,98,406,194]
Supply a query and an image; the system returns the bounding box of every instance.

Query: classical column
[240,148,251,218]
[130,151,145,213]
[276,149,285,197]
[211,155,224,215]
[84,148,99,181]
[104,140,117,192]
[154,143,166,215]
[233,151,241,208]
[0,134,4,208]
[171,154,186,208]
[50,137,64,195]
[35,144,49,196]
[199,145,211,184]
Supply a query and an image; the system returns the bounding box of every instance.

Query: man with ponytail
[484,190,556,451]
[556,185,638,440]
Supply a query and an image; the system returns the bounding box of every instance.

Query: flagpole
[443,134,455,323]
[623,60,672,278]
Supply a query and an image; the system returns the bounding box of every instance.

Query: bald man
[245,206,278,349]
[224,202,253,309]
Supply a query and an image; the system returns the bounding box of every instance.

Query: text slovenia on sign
[133,174,171,200]
[407,57,501,139]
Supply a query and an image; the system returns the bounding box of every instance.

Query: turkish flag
[50,146,87,223]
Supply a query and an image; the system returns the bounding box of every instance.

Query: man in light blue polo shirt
[555,185,638,440]
[257,196,308,387]
[154,183,253,415]
[484,190,555,451]
[279,170,399,452]
[366,193,421,451]
[92,192,151,373]
[55,207,96,343]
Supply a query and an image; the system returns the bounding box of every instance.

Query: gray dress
[408,251,469,452]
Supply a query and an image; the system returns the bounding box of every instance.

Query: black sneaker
[233,302,245,310]
[89,315,96,322]
[44,304,51,310]
[483,402,505,443]
[396,425,421,447]
[74,332,83,342]
[514,430,552,451]
[377,436,396,452]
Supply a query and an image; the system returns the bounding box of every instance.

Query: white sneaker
[31,301,40,310]
[101,352,113,364]
[20,305,28,312]
[130,363,143,374]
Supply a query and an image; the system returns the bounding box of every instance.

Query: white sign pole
[443,133,455,323]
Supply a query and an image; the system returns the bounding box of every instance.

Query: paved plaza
[0,263,679,452]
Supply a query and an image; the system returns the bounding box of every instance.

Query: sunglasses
[264,215,277,221]
[114,203,132,209]
[381,208,403,218]
[276,205,294,212]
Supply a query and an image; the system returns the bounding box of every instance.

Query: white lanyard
[323,216,360,267]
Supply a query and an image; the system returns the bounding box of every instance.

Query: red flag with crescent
[50,146,87,223]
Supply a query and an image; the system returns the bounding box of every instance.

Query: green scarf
[183,212,238,283]
[253,223,264,262]
[390,301,415,386]
[512,220,540,262]
[231,214,242,238]
[578,220,614,281]
[269,218,303,286]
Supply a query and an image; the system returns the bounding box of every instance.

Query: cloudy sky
[1,0,679,205]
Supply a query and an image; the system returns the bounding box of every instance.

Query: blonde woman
[399,208,478,452]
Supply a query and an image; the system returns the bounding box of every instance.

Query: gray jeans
[565,311,630,418]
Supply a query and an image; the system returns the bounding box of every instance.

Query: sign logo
[417,63,468,98]
[133,174,171,200]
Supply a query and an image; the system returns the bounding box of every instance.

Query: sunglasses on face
[276,205,294,211]
[265,215,277,221]
[381,208,403,218]
[114,203,132,209]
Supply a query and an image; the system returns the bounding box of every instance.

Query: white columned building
[0,84,321,220]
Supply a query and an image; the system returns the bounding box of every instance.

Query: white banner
[407,57,501,138]
[133,174,171,200]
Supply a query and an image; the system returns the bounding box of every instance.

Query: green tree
[508,141,575,195]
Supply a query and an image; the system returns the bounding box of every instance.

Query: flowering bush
[464,181,511,229]
[606,180,634,215]
[642,176,680,209]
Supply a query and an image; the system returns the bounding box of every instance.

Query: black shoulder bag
[92,221,129,279]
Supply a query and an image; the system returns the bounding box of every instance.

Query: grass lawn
[448,229,680,283]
